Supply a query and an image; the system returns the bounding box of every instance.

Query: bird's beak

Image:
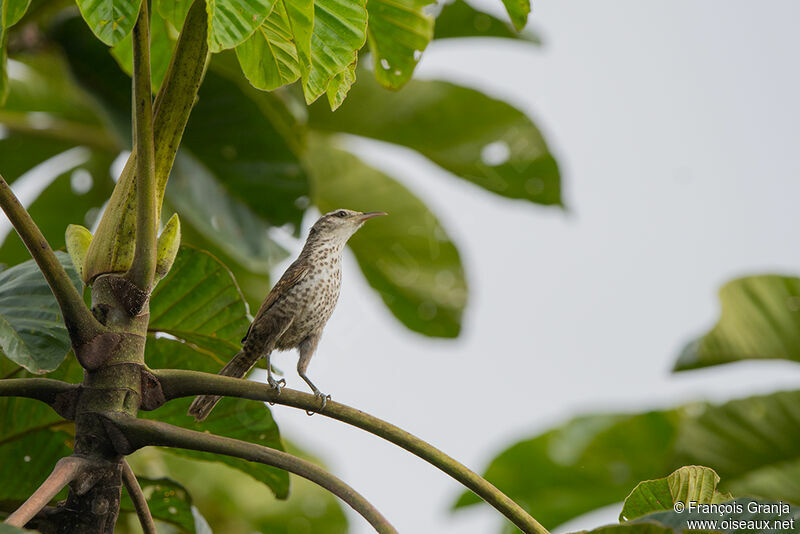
[357,211,387,221]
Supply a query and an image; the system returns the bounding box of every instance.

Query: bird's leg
[297,335,328,414]
[264,351,285,392]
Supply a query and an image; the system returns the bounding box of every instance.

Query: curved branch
[0,378,77,413]
[100,412,397,534]
[0,174,105,345]
[152,369,549,534]
[4,456,88,527]
[121,459,156,534]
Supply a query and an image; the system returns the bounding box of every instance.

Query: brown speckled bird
[188,209,386,421]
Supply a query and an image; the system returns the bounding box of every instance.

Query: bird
[188,208,386,421]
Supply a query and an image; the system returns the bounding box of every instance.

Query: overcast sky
[271,1,800,533]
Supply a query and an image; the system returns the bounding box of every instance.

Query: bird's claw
[306,391,331,416]
[267,376,286,393]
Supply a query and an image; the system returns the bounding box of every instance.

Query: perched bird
[188,208,386,421]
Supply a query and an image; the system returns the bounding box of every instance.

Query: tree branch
[151,369,549,534]
[125,0,158,293]
[121,459,156,534]
[0,173,105,345]
[100,412,398,534]
[4,456,89,527]
[0,378,75,405]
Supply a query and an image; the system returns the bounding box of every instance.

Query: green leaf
[155,213,181,281]
[120,476,196,533]
[155,0,192,28]
[638,498,800,534]
[0,524,36,533]
[326,57,356,110]
[0,252,82,373]
[366,0,433,90]
[235,0,310,91]
[302,0,367,105]
[182,65,309,229]
[0,0,32,105]
[306,139,467,338]
[500,0,529,31]
[308,74,562,206]
[75,0,143,46]
[206,0,278,52]
[144,337,289,498]
[674,275,800,371]
[111,5,176,92]
[149,245,251,361]
[454,411,684,531]
[620,466,732,522]
[433,0,541,43]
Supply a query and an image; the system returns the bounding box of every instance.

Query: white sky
[270,1,800,533]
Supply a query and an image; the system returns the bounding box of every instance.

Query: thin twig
[126,0,158,292]
[152,369,549,534]
[0,173,105,345]
[4,456,87,527]
[121,459,156,534]
[101,413,398,534]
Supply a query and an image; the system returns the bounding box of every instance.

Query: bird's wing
[242,259,309,343]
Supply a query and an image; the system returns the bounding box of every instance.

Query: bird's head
[307,209,387,245]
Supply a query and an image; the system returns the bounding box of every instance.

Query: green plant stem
[121,459,155,534]
[152,369,549,534]
[0,378,76,407]
[0,173,105,344]
[126,0,157,292]
[101,412,398,534]
[5,456,88,527]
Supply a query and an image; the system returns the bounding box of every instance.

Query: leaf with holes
[674,275,800,371]
[0,253,82,373]
[306,139,467,337]
[366,0,433,90]
[75,0,142,46]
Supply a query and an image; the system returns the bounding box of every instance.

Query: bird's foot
[267,376,286,394]
[306,390,331,416]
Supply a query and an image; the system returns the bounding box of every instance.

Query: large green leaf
[235,0,313,91]
[155,0,192,28]
[302,0,367,105]
[0,253,82,373]
[75,0,142,46]
[306,140,467,337]
[499,0,529,31]
[674,275,800,371]
[366,0,433,90]
[454,410,684,531]
[308,74,561,206]
[433,0,541,43]
[144,337,289,499]
[120,476,196,533]
[620,466,732,522]
[206,0,277,52]
[149,245,251,361]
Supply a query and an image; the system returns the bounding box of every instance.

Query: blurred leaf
[155,0,192,28]
[306,140,467,337]
[366,0,433,90]
[620,466,732,522]
[454,411,684,531]
[207,0,277,53]
[0,0,31,105]
[111,5,176,91]
[308,74,561,206]
[75,0,142,46]
[302,0,367,105]
[182,66,309,229]
[674,276,800,371]
[120,476,195,533]
[638,498,800,534]
[0,253,81,373]
[149,245,251,360]
[0,524,36,533]
[433,0,541,43]
[144,337,289,499]
[499,0,529,31]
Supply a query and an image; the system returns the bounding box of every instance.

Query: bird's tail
[187,350,259,421]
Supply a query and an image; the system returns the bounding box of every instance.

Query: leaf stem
[121,459,156,534]
[4,456,88,527]
[0,378,76,408]
[126,0,157,292]
[0,173,105,344]
[152,369,549,534]
[101,412,398,534]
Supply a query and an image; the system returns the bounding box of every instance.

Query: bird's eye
[336,210,348,218]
